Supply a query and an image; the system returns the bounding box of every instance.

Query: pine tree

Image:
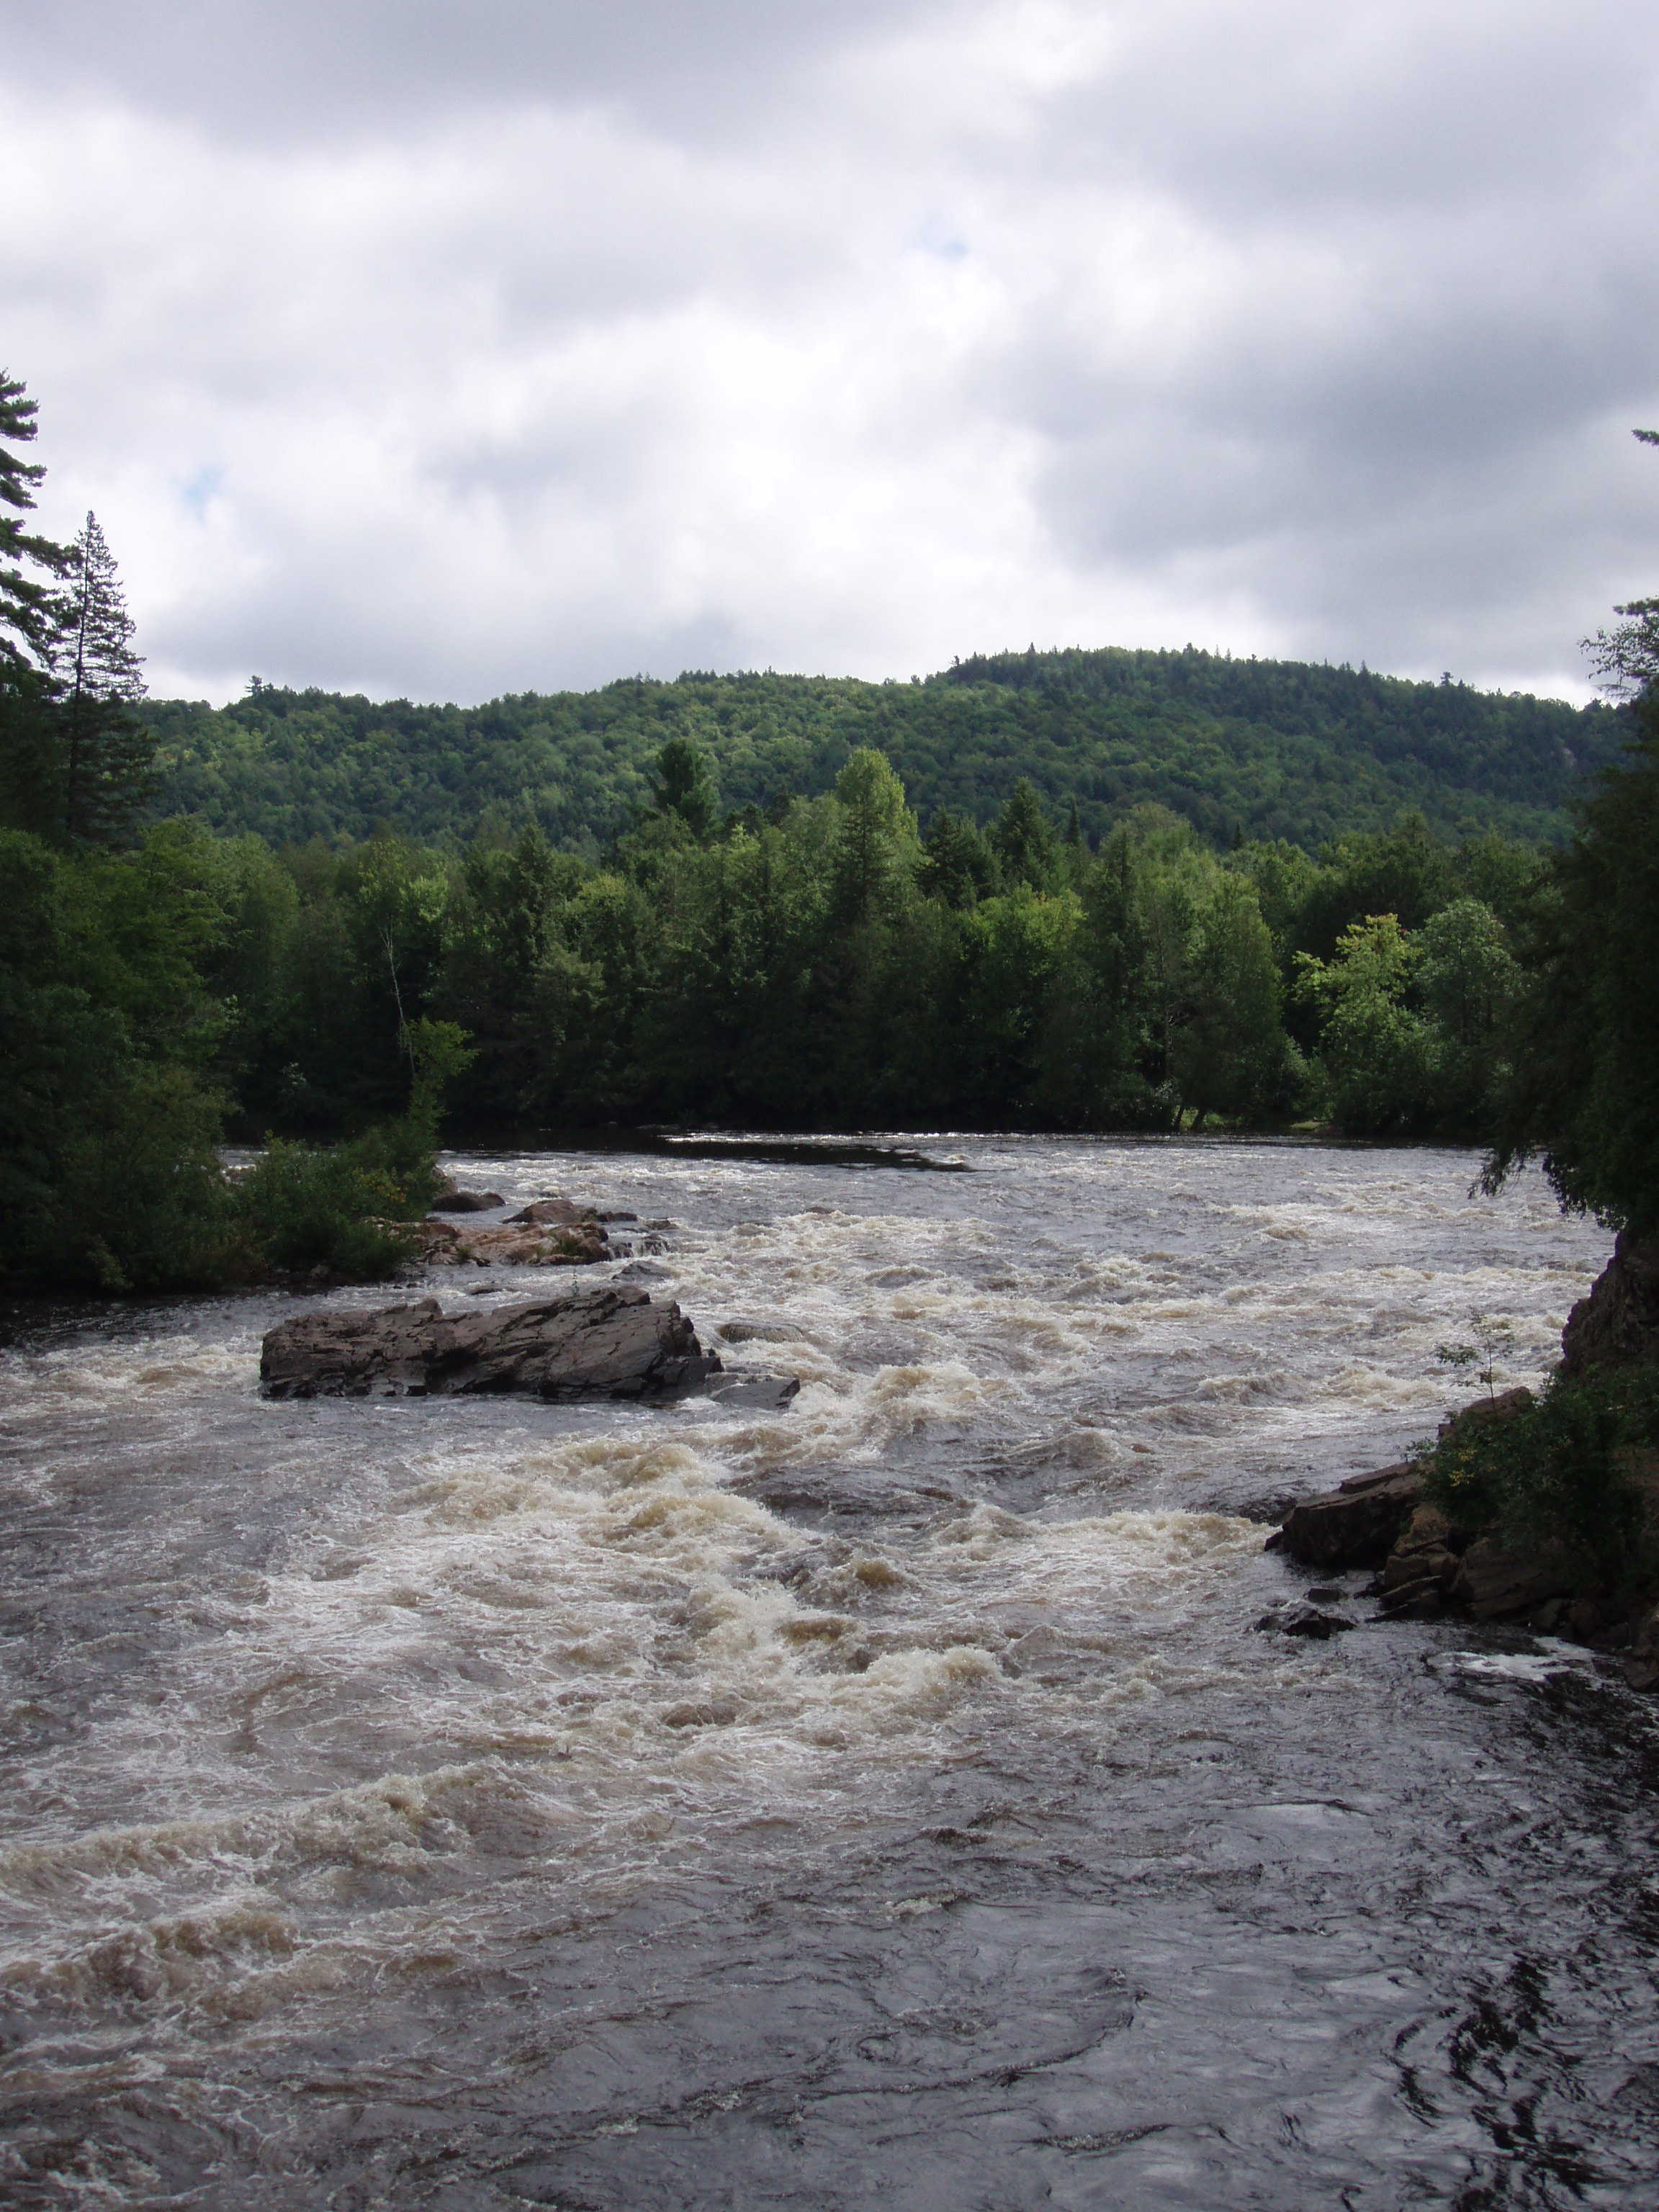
[992,778,1058,891]
[0,369,67,675]
[920,808,997,908]
[647,733,718,840]
[51,511,153,842]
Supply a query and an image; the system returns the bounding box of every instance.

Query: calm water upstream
[2,1136,1657,2209]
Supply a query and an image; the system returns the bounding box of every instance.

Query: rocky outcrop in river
[415,1218,613,1266]
[1271,1460,1424,1570]
[413,1191,670,1269]
[261,1286,721,1401]
[261,1286,801,1409]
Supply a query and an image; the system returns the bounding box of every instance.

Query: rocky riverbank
[1267,1231,1659,1686]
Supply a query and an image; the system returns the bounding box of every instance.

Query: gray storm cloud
[9,0,932,136]
[5,0,1655,705]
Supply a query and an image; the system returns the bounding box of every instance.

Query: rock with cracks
[1560,1231,1659,1378]
[1272,1462,1423,1570]
[261,1286,724,1402]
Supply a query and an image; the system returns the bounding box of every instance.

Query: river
[2,1135,1656,2208]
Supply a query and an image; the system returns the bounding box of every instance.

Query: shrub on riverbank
[1,1113,443,1296]
[222,1128,435,1282]
[1419,1368,1659,1593]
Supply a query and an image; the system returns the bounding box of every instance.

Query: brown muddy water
[1,1136,1657,2209]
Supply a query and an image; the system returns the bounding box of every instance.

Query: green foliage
[50,511,153,844]
[1297,915,1433,1133]
[143,647,1624,858]
[1485,701,1659,1234]
[920,809,997,908]
[8,707,1558,1168]
[1434,1309,1519,1399]
[225,1133,423,1281]
[404,1015,476,1143]
[0,825,233,1291]
[1419,1367,1659,1591]
[0,468,154,851]
[0,821,460,1295]
[991,779,1058,891]
[647,733,718,840]
[1174,873,1292,1122]
[1416,899,1523,1126]
[0,369,66,677]
[1483,430,1659,1234]
[829,747,920,926]
[1292,894,1524,1138]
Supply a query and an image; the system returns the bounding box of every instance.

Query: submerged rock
[1254,1599,1354,1640]
[734,1464,965,1520]
[508,1197,596,1226]
[699,1372,802,1412]
[430,1186,506,1213]
[260,1287,721,1401]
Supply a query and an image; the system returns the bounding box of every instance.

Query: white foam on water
[0,1143,1611,2048]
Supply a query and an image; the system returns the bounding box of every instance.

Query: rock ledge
[261,1286,721,1401]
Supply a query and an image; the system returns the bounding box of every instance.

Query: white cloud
[5,0,1657,706]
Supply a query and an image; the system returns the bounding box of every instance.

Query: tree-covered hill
[145,645,1627,853]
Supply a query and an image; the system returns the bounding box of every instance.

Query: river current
[2,1135,1657,2209]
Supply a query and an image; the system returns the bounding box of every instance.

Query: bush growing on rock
[226,1128,435,1281]
[1418,1368,1659,1593]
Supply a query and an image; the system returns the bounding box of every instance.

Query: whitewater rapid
[2,1136,1655,2209]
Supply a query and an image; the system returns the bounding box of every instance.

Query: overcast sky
[7,0,1658,705]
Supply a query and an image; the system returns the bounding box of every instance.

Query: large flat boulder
[260,1287,722,1401]
[1273,1462,1423,1569]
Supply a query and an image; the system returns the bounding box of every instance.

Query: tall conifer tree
[52,511,153,842]
[0,370,71,835]
[0,369,66,674]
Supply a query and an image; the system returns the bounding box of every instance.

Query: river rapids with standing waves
[3,1135,1658,2211]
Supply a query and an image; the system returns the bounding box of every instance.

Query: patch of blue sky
[179,464,224,517]
[912,212,968,261]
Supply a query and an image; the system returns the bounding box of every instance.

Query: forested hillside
[9,343,1659,1307]
[146,647,1624,853]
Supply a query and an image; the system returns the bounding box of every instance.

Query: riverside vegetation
[4,356,1659,1614]
[1272,447,1659,1653]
